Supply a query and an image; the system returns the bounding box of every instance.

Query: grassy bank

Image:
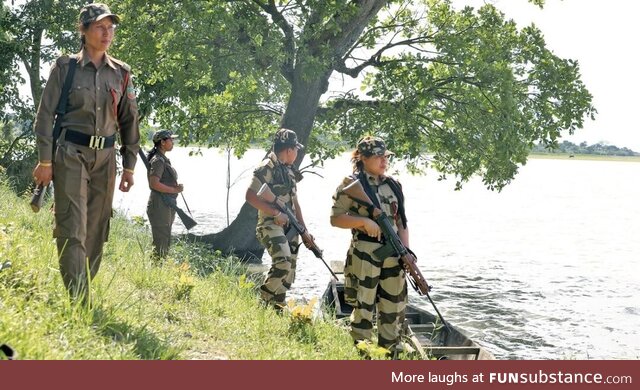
[0,175,359,360]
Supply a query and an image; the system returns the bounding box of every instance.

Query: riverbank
[0,175,361,360]
[529,153,640,162]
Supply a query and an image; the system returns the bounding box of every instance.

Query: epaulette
[258,157,275,169]
[110,57,131,72]
[150,153,168,164]
[55,55,72,66]
[341,175,357,187]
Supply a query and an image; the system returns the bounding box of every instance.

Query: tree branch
[249,0,296,83]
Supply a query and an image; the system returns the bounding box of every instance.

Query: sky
[455,0,640,151]
[328,0,640,152]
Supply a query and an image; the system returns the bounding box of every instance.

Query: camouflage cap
[152,130,178,143]
[79,3,120,25]
[357,136,394,157]
[273,128,304,150]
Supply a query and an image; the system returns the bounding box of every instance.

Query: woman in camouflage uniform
[32,3,140,302]
[330,136,410,351]
[146,130,183,259]
[245,128,312,310]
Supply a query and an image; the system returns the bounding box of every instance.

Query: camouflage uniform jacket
[249,152,301,227]
[331,172,404,240]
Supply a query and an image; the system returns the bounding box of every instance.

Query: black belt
[65,129,116,150]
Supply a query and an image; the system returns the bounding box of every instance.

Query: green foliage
[1,1,86,192]
[355,340,391,360]
[3,0,593,197]
[321,0,594,190]
[286,297,318,343]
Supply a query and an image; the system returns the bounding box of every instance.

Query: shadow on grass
[92,307,181,360]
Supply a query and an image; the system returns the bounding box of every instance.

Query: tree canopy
[111,0,593,190]
[2,0,594,190]
[1,0,85,191]
[1,0,595,255]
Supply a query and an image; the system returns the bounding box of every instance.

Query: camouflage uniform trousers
[257,224,299,307]
[344,239,408,349]
[53,141,116,300]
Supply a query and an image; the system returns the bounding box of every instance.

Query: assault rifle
[257,183,338,280]
[138,149,197,230]
[341,179,450,329]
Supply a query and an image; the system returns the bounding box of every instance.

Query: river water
[114,148,640,360]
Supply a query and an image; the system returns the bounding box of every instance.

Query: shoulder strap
[384,176,408,229]
[52,57,78,143]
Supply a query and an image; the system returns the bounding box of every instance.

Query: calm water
[115,148,640,359]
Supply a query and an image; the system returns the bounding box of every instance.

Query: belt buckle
[89,135,106,150]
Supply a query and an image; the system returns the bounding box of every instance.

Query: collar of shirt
[156,150,170,164]
[76,49,118,70]
[363,171,386,186]
[268,151,289,168]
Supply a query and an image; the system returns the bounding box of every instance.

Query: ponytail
[147,142,161,161]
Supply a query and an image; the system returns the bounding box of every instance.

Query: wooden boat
[322,278,495,360]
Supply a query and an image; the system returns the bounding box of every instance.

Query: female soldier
[330,136,409,352]
[146,130,183,259]
[245,128,312,310]
[32,3,139,302]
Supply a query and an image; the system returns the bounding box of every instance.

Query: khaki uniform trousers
[257,224,299,306]
[344,239,408,349]
[53,141,116,299]
[147,192,176,258]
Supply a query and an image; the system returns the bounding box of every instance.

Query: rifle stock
[257,183,338,280]
[341,179,431,295]
[30,183,48,213]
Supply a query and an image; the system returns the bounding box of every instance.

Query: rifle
[341,179,450,330]
[31,58,78,213]
[256,183,338,280]
[138,149,197,230]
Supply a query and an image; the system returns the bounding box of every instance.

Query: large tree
[115,0,593,259]
[3,0,595,260]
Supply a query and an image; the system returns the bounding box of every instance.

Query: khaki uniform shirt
[249,152,300,227]
[33,49,140,170]
[149,151,178,188]
[331,172,403,238]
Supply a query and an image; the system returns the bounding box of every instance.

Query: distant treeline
[532,141,639,156]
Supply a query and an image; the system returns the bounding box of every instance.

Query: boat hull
[322,280,495,360]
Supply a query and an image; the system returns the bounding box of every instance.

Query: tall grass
[0,175,359,360]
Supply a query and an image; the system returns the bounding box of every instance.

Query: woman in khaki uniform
[146,130,183,259]
[32,3,140,302]
[330,136,409,352]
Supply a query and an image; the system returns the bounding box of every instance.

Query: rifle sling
[52,58,78,154]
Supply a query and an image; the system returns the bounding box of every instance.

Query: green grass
[0,174,360,360]
[529,153,640,162]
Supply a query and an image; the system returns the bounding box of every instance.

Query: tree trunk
[189,202,265,262]
[190,1,382,259]
[190,71,331,260]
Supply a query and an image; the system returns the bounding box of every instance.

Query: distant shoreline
[529,153,640,162]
